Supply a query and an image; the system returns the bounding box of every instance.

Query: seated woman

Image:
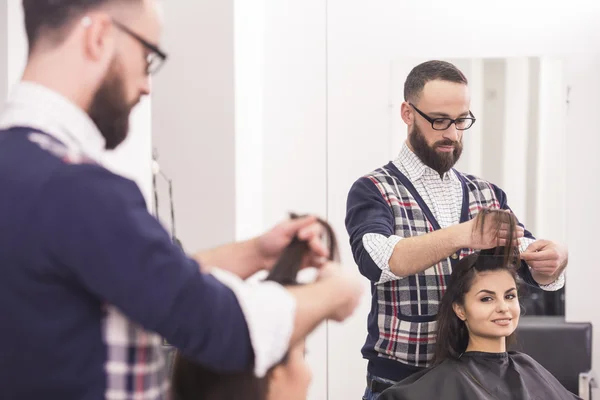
[170,214,338,400]
[379,209,580,400]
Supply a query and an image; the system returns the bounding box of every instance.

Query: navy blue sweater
[0,128,252,399]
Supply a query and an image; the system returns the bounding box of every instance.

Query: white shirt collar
[393,141,456,182]
[0,81,106,162]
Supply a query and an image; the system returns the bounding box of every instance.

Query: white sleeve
[209,268,296,377]
[362,233,405,284]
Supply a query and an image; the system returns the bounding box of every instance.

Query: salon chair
[519,283,565,316]
[510,316,596,399]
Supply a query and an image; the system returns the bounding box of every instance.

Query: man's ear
[83,13,115,64]
[453,303,466,321]
[401,101,414,126]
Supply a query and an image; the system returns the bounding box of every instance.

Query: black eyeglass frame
[409,102,476,131]
[112,19,168,75]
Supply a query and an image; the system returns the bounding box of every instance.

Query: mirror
[324,56,568,400]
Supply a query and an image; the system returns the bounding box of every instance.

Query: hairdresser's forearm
[531,270,557,286]
[389,223,469,277]
[194,238,264,279]
[286,280,344,345]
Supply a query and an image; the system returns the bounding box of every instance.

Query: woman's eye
[480,297,493,302]
[505,294,516,300]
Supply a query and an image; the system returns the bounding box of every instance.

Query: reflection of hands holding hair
[195,214,331,279]
[257,215,331,270]
[265,214,364,325]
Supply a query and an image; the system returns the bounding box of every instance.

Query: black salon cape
[379,351,581,400]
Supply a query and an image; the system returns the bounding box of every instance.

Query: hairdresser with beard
[345,60,569,400]
[0,1,363,399]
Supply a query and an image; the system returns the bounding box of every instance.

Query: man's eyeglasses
[112,19,168,75]
[409,103,476,131]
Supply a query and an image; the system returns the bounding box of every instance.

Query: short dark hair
[404,60,468,103]
[22,0,137,50]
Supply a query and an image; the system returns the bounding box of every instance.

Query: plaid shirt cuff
[362,233,404,284]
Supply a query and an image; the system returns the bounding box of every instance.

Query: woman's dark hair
[171,213,339,400]
[433,208,521,365]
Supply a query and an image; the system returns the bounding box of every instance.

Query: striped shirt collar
[0,81,106,163]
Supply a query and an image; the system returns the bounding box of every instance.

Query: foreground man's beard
[88,58,136,150]
[409,125,463,176]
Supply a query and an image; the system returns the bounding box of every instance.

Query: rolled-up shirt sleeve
[346,177,399,282]
[362,233,404,284]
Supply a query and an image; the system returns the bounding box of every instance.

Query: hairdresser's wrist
[448,222,473,251]
[530,269,557,286]
[248,236,272,272]
[193,238,266,279]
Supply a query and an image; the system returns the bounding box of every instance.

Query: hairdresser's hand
[256,215,329,270]
[521,240,568,279]
[465,210,524,249]
[317,262,364,322]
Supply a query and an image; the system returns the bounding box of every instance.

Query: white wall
[535,58,568,245]
[450,58,484,178]
[5,0,26,95]
[0,2,7,102]
[151,0,236,251]
[1,0,26,102]
[564,53,600,390]
[501,58,530,221]
[234,0,265,241]
[261,1,329,398]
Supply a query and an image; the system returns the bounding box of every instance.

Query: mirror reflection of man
[345,60,568,400]
[0,1,364,399]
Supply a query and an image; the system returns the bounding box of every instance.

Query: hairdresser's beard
[409,125,463,176]
[88,58,137,150]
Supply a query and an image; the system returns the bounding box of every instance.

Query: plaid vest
[366,164,501,368]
